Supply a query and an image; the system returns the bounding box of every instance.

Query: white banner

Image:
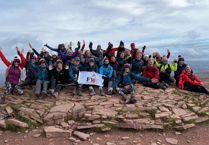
[77,71,104,86]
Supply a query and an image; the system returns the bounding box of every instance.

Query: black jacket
[49,68,69,84]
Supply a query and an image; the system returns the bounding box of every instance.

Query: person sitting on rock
[153,55,177,86]
[99,58,114,95]
[84,58,99,96]
[174,55,192,87]
[30,54,51,98]
[108,64,157,104]
[131,52,144,75]
[116,51,127,71]
[124,49,132,64]
[69,57,84,96]
[143,59,168,90]
[179,66,209,95]
[0,47,25,104]
[48,59,69,98]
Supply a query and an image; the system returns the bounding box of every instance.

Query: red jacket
[143,64,159,82]
[179,71,202,89]
[104,47,119,57]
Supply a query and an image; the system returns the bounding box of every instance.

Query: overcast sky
[0,0,209,63]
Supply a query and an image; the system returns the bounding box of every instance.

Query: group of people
[0,40,208,104]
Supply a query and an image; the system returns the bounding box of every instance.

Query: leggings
[117,84,135,95]
[2,81,23,98]
[186,85,209,95]
[51,78,65,93]
[19,78,37,87]
[145,81,166,89]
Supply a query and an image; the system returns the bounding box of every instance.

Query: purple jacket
[59,49,78,65]
[6,66,21,84]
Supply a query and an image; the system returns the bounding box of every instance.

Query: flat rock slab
[74,131,90,140]
[174,123,195,131]
[50,103,74,113]
[7,119,28,128]
[155,112,172,119]
[172,108,187,116]
[6,106,13,114]
[166,138,178,145]
[0,120,6,128]
[44,126,72,138]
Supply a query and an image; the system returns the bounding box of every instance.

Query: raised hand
[28,50,31,53]
[15,46,19,51]
[65,65,69,70]
[21,49,24,54]
[44,44,48,47]
[167,49,170,53]
[0,47,2,51]
[89,42,93,47]
[83,40,85,45]
[49,65,53,70]
[29,43,33,49]
[70,41,72,46]
[42,47,45,52]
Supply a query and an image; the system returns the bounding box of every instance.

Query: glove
[30,52,34,59]
[77,41,81,48]
[44,44,48,47]
[89,42,93,48]
[142,45,146,50]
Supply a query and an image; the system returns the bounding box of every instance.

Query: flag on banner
[77,71,104,86]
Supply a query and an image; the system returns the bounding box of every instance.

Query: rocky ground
[0,79,209,145]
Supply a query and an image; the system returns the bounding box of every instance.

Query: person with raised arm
[0,47,25,104]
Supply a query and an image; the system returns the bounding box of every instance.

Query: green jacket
[153,57,177,72]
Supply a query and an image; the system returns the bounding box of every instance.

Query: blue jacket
[99,63,113,78]
[112,70,151,88]
[69,63,84,82]
[84,65,99,73]
[30,60,50,82]
[116,57,126,70]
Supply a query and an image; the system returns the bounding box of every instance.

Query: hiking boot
[42,91,47,98]
[34,93,40,99]
[164,83,169,88]
[72,86,76,95]
[125,95,136,104]
[53,92,59,98]
[112,88,117,94]
[119,93,126,102]
[89,88,96,96]
[77,87,82,96]
[0,95,6,104]
[47,89,54,96]
[107,91,112,95]
[162,86,167,90]
[99,87,104,96]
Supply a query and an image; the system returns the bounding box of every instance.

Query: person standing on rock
[99,58,114,95]
[84,58,99,96]
[48,60,69,98]
[143,59,168,90]
[29,53,51,98]
[0,47,25,104]
[179,66,209,95]
[69,57,84,96]
[108,64,157,104]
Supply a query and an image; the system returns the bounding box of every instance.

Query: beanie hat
[51,51,56,56]
[124,63,130,69]
[39,58,46,64]
[13,56,20,64]
[67,49,72,54]
[32,56,36,60]
[130,43,135,47]
[120,41,124,46]
[74,57,80,61]
[56,59,63,64]
[162,57,167,62]
[88,58,95,62]
[144,55,149,58]
[178,55,184,61]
